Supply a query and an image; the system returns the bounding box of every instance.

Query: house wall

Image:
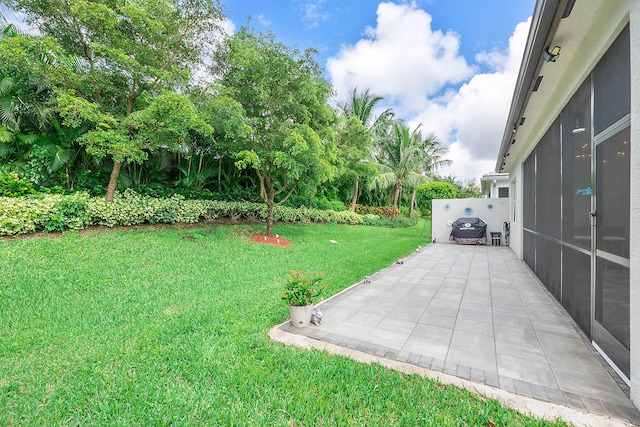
[629,0,640,406]
[432,198,509,245]
[508,165,523,259]
[490,184,509,199]
[500,0,637,399]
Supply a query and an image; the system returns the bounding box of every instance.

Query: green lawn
[0,220,566,426]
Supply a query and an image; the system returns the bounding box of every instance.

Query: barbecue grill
[449,217,487,245]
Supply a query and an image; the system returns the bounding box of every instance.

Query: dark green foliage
[0,171,37,196]
[362,216,418,228]
[312,198,346,211]
[415,181,458,213]
[133,185,261,203]
[42,197,90,232]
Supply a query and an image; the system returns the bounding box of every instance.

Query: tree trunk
[265,179,276,236]
[409,188,416,218]
[218,156,222,191]
[350,176,359,211]
[392,182,403,219]
[105,160,122,201]
[266,199,274,237]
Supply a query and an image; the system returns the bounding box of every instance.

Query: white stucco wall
[508,164,523,259]
[628,0,640,407]
[496,0,637,403]
[432,198,510,245]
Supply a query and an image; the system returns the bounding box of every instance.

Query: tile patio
[273,243,639,426]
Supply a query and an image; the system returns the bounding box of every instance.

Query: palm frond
[368,171,396,192]
[49,146,74,173]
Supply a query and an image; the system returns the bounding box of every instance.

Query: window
[498,187,509,198]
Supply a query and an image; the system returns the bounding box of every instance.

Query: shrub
[354,204,399,218]
[0,191,366,236]
[0,172,38,197]
[415,182,458,213]
[312,198,346,212]
[43,196,91,232]
[362,216,417,228]
[328,210,363,225]
[0,193,92,235]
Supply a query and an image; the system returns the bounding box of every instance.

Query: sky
[225,0,535,183]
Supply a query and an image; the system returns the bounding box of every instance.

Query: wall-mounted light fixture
[543,46,561,62]
[533,75,544,91]
[572,113,585,134]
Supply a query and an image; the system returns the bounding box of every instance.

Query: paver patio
[273,244,640,425]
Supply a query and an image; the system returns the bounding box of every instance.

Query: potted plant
[281,270,327,327]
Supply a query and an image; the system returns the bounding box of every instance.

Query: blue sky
[225,0,535,182]
[225,0,533,73]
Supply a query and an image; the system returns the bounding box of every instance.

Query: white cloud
[1,6,37,34]
[220,18,236,36]
[412,19,530,162]
[298,0,331,29]
[439,142,496,185]
[255,14,272,28]
[327,2,531,182]
[327,2,474,114]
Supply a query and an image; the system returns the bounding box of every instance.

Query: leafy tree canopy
[214,29,337,235]
[415,181,458,212]
[1,0,223,199]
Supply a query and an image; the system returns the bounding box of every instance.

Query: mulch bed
[249,234,293,247]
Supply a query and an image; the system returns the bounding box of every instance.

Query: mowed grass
[0,220,566,426]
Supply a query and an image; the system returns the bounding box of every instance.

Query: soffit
[497,0,629,172]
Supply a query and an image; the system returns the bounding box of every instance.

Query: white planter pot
[289,305,314,328]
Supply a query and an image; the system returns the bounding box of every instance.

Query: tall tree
[194,89,252,191]
[334,117,375,210]
[370,122,451,217]
[340,87,394,134]
[2,0,223,200]
[0,22,55,177]
[214,30,336,236]
[339,87,394,210]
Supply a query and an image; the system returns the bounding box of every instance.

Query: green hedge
[354,204,399,218]
[0,190,419,236]
[0,190,365,236]
[362,216,418,228]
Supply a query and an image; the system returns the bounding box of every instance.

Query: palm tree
[339,87,395,210]
[341,87,394,133]
[370,122,451,217]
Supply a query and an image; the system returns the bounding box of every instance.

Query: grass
[0,219,567,426]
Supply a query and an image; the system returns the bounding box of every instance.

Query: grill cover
[449,217,487,245]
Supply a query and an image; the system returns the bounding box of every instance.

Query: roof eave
[495,0,571,172]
